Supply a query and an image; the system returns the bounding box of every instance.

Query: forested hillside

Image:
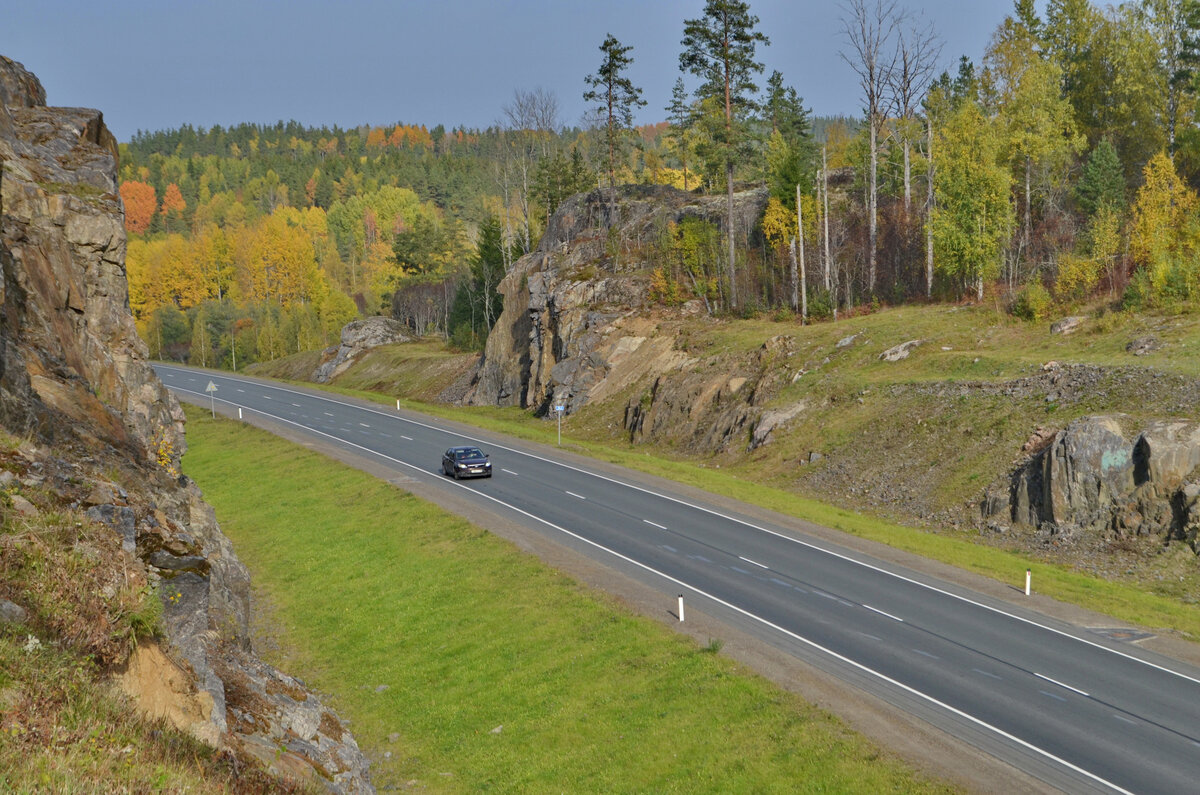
[122,0,1200,372]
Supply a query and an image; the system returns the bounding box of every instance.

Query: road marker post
[396,399,400,410]
[678,594,685,622]
[204,380,218,418]
[1025,569,1031,596]
[238,407,243,420]
[555,404,564,446]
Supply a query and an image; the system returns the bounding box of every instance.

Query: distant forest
[121,0,1200,371]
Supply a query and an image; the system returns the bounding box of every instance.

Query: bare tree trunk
[925,116,934,298]
[823,147,831,292]
[1023,156,1032,269]
[868,117,878,293]
[727,162,737,310]
[789,237,798,312]
[797,184,807,322]
[903,139,911,215]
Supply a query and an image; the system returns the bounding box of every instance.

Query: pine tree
[680,0,769,309]
[583,34,646,188]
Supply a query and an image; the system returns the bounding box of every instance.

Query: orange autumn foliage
[120,181,157,234]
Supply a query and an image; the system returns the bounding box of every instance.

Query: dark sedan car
[441,446,493,479]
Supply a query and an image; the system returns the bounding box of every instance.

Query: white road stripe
[292,403,301,407]
[501,468,517,475]
[973,668,1002,680]
[1035,673,1090,697]
[359,422,370,427]
[912,649,939,660]
[864,604,904,622]
[739,556,768,569]
[400,435,413,440]
[324,412,334,416]
[566,491,586,500]
[1112,714,1137,725]
[643,519,667,530]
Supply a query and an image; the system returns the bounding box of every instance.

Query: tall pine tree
[680,0,769,309]
[583,34,646,188]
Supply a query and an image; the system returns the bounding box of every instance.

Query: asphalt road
[158,363,1200,794]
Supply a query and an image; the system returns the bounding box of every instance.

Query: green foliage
[533,146,596,217]
[448,215,510,343]
[930,102,1013,296]
[1075,139,1125,217]
[1053,252,1101,300]
[1011,281,1053,320]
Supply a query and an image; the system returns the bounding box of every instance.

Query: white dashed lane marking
[864,604,904,622]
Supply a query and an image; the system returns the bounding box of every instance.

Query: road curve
[159,363,1200,794]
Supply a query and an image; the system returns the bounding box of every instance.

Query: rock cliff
[465,184,769,416]
[986,414,1200,548]
[0,56,370,791]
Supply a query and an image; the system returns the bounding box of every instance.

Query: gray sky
[3,0,1022,142]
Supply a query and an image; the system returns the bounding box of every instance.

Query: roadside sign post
[205,380,218,418]
[555,404,564,446]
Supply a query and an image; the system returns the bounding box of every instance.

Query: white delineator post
[396,399,400,410]
[1025,569,1031,596]
[678,595,685,622]
[238,407,243,420]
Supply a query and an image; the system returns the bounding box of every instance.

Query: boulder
[749,402,807,450]
[313,317,410,383]
[994,415,1200,547]
[1127,335,1162,356]
[1050,316,1086,335]
[879,339,922,362]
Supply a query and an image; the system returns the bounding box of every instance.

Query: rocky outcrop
[0,56,370,791]
[465,184,769,415]
[623,334,802,452]
[986,415,1200,548]
[313,316,411,383]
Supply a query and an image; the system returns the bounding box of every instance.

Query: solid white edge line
[165,379,1133,795]
[154,367,1200,687]
[1035,673,1090,698]
[643,519,667,530]
[154,366,1200,688]
[864,604,904,622]
[739,556,768,569]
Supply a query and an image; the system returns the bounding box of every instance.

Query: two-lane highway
[159,363,1200,793]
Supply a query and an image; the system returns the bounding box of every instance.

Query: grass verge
[181,405,951,793]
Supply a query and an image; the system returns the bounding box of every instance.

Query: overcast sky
[3,0,1024,142]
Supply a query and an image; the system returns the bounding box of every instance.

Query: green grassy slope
[181,406,951,793]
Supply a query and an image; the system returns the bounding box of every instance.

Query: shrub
[1054,252,1101,301]
[648,267,682,305]
[1011,281,1052,321]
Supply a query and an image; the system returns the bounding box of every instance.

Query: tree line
[123,0,1200,371]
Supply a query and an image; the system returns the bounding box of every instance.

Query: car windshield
[454,448,483,460]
